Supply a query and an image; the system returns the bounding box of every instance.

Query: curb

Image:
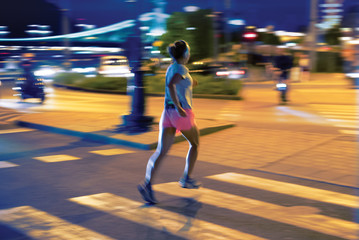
[16,120,235,150]
[17,120,151,150]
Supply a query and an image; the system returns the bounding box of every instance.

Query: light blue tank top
[164,62,193,109]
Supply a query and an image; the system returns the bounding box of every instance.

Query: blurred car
[34,65,61,81]
[98,55,133,77]
[189,61,247,79]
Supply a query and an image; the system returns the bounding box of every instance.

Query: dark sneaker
[179,177,201,189]
[137,182,157,204]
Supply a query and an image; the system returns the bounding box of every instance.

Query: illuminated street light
[184,6,199,12]
[228,19,245,26]
[26,25,52,37]
[76,24,96,31]
[0,26,9,37]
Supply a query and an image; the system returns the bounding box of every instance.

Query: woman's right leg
[145,126,176,184]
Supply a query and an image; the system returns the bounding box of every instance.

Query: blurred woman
[138,40,200,204]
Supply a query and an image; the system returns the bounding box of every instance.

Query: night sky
[49,0,357,32]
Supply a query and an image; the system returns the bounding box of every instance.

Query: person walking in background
[138,40,200,204]
[298,53,310,82]
[272,47,293,103]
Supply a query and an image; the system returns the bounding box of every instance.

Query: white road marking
[339,129,359,135]
[70,193,267,240]
[153,182,358,240]
[33,154,81,162]
[334,123,358,129]
[323,115,358,120]
[0,206,115,240]
[90,149,135,156]
[206,173,358,208]
[0,128,34,135]
[0,161,19,168]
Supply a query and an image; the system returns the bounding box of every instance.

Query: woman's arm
[168,73,187,117]
[192,77,198,87]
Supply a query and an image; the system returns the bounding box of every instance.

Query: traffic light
[242,27,258,42]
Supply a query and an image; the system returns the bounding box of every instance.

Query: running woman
[138,40,200,204]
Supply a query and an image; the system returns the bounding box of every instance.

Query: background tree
[258,32,281,45]
[159,9,214,61]
[324,25,342,46]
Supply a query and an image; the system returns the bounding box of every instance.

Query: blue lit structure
[0,20,136,44]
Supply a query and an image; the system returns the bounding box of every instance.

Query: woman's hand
[193,78,198,87]
[177,107,187,117]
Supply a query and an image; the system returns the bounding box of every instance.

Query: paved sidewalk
[17,111,235,150]
[168,124,357,188]
[14,73,358,188]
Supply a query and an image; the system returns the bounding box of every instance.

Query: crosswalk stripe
[153,182,358,240]
[310,105,358,127]
[310,104,357,110]
[0,161,19,168]
[322,111,358,115]
[70,193,267,240]
[319,109,357,113]
[339,129,359,135]
[90,149,135,156]
[334,123,358,129]
[310,104,358,130]
[0,128,34,134]
[324,115,358,120]
[34,154,81,162]
[206,173,358,208]
[0,114,21,121]
[0,206,115,240]
[327,119,358,124]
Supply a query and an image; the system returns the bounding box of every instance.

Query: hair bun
[168,40,188,60]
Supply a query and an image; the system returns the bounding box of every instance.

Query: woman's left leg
[180,125,200,180]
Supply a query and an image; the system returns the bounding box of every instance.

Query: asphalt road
[0,79,357,240]
[0,124,356,240]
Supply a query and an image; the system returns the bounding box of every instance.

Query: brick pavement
[168,125,358,188]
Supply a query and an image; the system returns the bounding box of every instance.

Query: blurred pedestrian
[272,47,293,103]
[298,53,310,82]
[138,40,200,204]
[21,59,37,93]
[261,53,274,81]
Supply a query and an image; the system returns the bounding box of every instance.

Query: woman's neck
[175,59,186,65]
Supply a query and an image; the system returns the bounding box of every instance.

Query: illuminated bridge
[0,11,169,72]
[0,10,169,54]
[0,20,135,48]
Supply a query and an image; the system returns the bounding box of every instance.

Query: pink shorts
[160,108,196,131]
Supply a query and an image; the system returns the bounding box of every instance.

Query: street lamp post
[61,8,71,71]
[354,10,359,88]
[309,0,318,77]
[207,13,219,62]
[119,0,153,133]
[224,0,231,53]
